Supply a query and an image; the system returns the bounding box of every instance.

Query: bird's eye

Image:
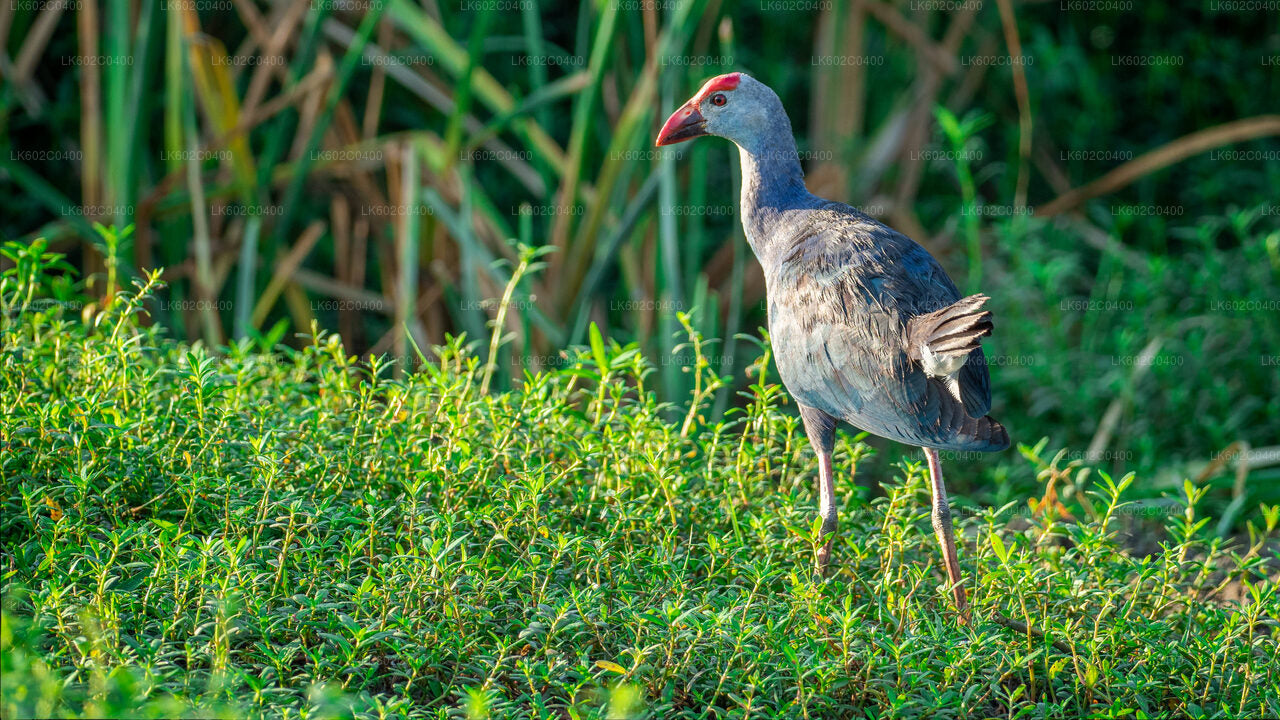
[710,93,727,107]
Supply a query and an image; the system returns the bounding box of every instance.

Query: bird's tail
[927,410,1010,451]
[963,414,1010,451]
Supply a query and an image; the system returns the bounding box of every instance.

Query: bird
[655,72,1009,621]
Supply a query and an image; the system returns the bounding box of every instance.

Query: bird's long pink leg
[798,405,838,575]
[924,447,970,624]
[815,449,837,573]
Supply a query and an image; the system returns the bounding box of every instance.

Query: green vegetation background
[2,0,1279,716]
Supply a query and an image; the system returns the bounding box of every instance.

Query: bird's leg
[798,405,838,575]
[815,449,837,572]
[924,447,970,623]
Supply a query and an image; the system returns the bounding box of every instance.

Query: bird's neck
[736,130,813,261]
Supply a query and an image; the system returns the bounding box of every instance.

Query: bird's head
[655,72,783,149]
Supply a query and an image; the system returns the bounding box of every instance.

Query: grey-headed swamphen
[656,72,1009,622]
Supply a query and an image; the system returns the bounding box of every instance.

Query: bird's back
[761,201,1008,451]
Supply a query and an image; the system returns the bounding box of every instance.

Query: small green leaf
[990,532,1009,564]
[589,321,608,373]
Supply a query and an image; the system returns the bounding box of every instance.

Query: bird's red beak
[655,102,706,146]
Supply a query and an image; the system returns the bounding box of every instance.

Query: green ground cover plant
[3,242,1277,718]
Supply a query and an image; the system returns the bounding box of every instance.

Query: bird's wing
[905,294,994,418]
[766,204,1003,450]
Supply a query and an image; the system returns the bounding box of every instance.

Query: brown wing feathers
[908,294,994,362]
